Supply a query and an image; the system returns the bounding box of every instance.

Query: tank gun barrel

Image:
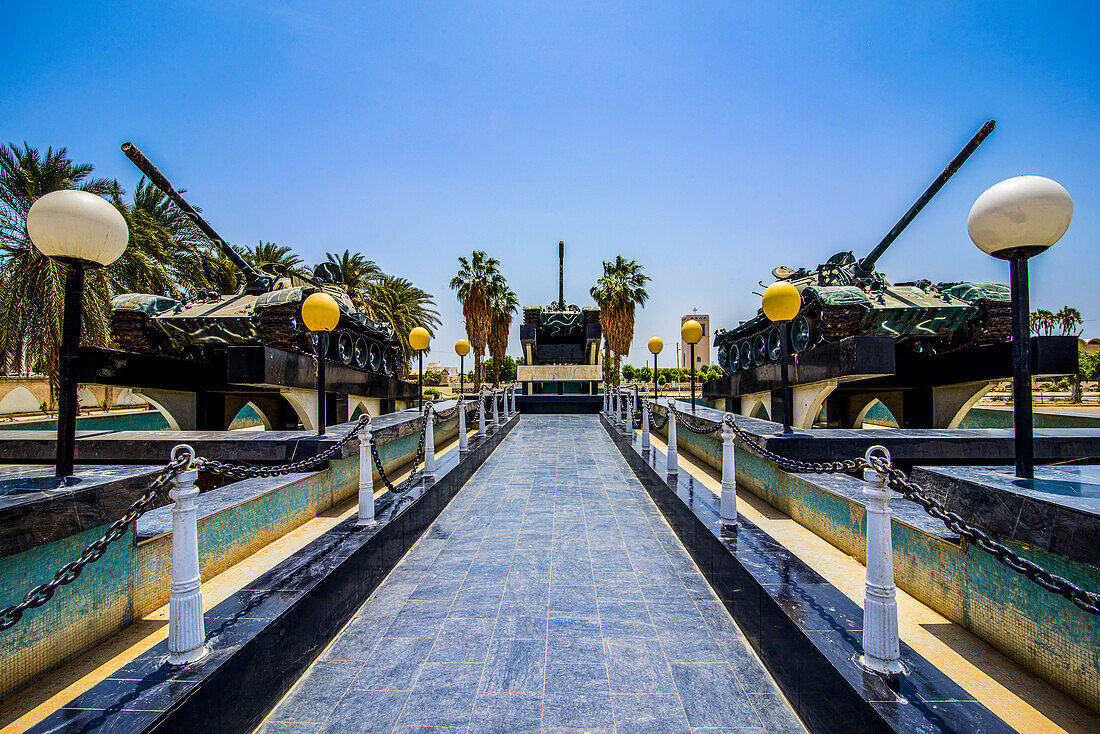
[856,119,996,275]
[120,142,265,287]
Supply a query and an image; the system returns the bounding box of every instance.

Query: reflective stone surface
[261,415,804,733]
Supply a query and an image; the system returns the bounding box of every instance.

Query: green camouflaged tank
[110,142,404,377]
[713,120,1010,375]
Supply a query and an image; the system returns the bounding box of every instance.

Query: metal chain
[369,409,428,494]
[669,404,723,436]
[643,401,669,430]
[863,453,1100,616]
[196,414,371,478]
[713,411,1100,615]
[0,454,191,631]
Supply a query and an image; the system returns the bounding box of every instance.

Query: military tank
[519,241,602,365]
[110,143,404,377]
[714,120,1011,375]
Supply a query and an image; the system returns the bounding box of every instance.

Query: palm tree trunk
[614,353,621,387]
[474,351,483,389]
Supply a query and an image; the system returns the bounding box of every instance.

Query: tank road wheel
[791,314,814,352]
[766,327,782,362]
[354,337,369,368]
[727,342,740,372]
[368,342,383,373]
[382,347,396,376]
[739,340,754,370]
[717,345,730,372]
[337,332,354,364]
[753,334,768,366]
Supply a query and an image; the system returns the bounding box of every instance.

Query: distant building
[680,312,711,369]
[1080,338,1100,355]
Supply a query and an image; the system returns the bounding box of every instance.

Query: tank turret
[714,121,1011,375]
[110,143,404,377]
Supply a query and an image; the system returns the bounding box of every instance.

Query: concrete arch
[229,401,271,431]
[348,396,381,420]
[77,386,97,408]
[0,386,42,414]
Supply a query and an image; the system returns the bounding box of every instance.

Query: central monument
[517,241,602,394]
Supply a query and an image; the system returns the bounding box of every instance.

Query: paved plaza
[257,415,805,733]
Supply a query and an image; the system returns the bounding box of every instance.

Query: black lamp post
[410,327,431,411]
[301,292,340,435]
[27,190,129,478]
[969,176,1073,479]
[648,337,663,403]
[762,281,802,434]
[682,320,702,414]
[456,339,470,401]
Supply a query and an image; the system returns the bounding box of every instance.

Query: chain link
[369,408,429,494]
[0,454,191,631]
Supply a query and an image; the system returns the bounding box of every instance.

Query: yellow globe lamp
[761,281,801,434]
[300,292,340,436]
[409,327,432,410]
[647,336,663,401]
[762,281,801,322]
[301,292,340,332]
[681,319,703,345]
[680,320,704,413]
[455,338,471,399]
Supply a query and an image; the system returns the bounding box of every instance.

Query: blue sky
[4,2,1098,366]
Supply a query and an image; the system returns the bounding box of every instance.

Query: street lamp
[455,339,470,398]
[968,175,1073,478]
[762,281,801,434]
[301,292,340,435]
[681,320,703,414]
[26,190,128,477]
[410,327,431,411]
[648,336,663,403]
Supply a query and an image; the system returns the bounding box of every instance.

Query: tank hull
[111,285,403,378]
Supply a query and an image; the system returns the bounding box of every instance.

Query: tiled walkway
[257,415,805,733]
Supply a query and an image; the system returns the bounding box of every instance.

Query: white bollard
[511,387,517,415]
[666,400,679,477]
[625,391,634,436]
[357,419,376,525]
[492,390,500,429]
[860,446,904,676]
[611,389,618,423]
[458,397,468,453]
[641,400,651,451]
[604,387,609,413]
[502,389,510,419]
[167,445,207,666]
[720,416,737,528]
[423,405,436,478]
[478,390,486,438]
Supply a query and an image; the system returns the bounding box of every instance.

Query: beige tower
[680,312,711,368]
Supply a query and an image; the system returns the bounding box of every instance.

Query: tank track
[973,299,1012,345]
[257,303,400,376]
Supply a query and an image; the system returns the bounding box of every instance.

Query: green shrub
[423,369,445,386]
[423,387,442,400]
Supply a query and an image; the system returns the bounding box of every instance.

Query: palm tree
[110,178,214,297]
[366,274,440,374]
[1030,309,1055,336]
[590,256,649,386]
[325,250,383,312]
[0,144,119,383]
[450,251,503,388]
[488,283,518,386]
[241,241,302,272]
[1055,306,1083,337]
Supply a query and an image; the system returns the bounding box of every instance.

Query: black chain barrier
[652,401,1100,615]
[0,407,437,633]
[368,408,429,494]
[0,454,191,631]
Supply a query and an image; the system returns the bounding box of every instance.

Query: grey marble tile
[669,663,760,728]
[611,693,692,733]
[548,617,605,662]
[468,692,542,734]
[318,689,409,733]
[399,662,482,727]
[353,636,435,690]
[479,637,545,694]
[605,638,676,694]
[268,661,362,723]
